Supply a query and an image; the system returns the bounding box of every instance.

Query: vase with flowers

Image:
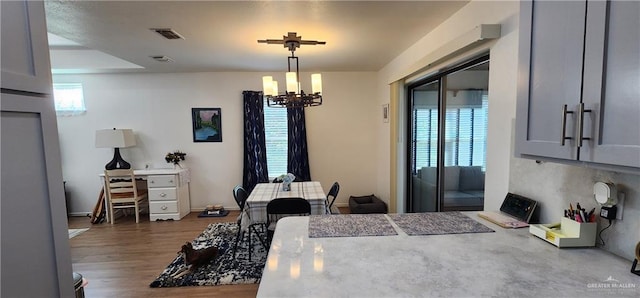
[165,151,186,168]
[278,173,296,191]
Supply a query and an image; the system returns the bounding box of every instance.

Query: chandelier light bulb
[263,76,274,95]
[286,72,298,93]
[271,81,279,97]
[311,73,322,94]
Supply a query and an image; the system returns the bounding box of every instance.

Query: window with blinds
[412,95,488,173]
[263,102,288,177]
[52,83,86,116]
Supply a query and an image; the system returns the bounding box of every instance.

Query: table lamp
[95,128,136,170]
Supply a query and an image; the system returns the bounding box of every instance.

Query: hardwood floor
[67,211,258,297]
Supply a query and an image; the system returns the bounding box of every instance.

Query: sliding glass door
[408,56,489,212]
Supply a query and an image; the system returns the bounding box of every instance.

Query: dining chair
[266,197,311,242]
[232,185,267,261]
[103,169,148,224]
[326,181,341,214]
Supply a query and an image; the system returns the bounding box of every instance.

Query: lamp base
[105,148,131,170]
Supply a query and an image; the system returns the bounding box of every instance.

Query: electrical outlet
[616,192,625,220]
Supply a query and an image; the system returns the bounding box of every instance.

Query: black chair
[326,182,340,214]
[266,197,311,242]
[232,185,267,261]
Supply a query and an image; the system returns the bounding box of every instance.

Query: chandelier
[258,32,326,108]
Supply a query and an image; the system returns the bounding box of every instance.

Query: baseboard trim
[68,212,92,217]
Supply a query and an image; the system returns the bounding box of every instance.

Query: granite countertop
[257,213,639,297]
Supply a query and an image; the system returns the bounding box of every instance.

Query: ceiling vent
[150,56,174,63]
[150,28,184,40]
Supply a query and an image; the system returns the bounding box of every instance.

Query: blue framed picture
[192,108,222,142]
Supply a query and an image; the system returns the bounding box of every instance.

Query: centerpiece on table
[165,151,186,168]
[278,173,296,191]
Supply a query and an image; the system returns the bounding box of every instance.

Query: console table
[100,168,191,222]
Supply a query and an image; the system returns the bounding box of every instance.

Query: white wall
[376,0,520,212]
[55,71,378,214]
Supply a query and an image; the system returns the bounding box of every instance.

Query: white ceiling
[45,1,469,74]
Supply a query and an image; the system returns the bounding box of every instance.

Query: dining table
[242,181,328,230]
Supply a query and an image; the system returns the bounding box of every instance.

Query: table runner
[308,214,398,238]
[388,212,494,235]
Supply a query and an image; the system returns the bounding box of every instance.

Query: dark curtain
[287,106,311,181]
[242,91,269,192]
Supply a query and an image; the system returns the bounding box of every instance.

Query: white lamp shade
[262,76,273,95]
[311,73,322,94]
[95,129,136,148]
[272,81,279,96]
[286,72,298,93]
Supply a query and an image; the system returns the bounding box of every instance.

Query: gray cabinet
[0,0,53,94]
[1,1,75,297]
[516,0,640,172]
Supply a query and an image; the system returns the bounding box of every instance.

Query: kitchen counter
[257,213,638,297]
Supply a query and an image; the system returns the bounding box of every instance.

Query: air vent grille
[150,28,184,40]
[150,56,174,63]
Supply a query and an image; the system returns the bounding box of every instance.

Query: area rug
[149,222,267,287]
[68,228,89,239]
[308,214,397,238]
[388,212,494,236]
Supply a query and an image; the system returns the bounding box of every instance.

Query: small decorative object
[165,151,186,168]
[192,108,222,142]
[278,173,296,191]
[382,104,389,123]
[205,205,225,215]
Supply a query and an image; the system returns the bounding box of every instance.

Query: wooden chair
[266,197,311,243]
[104,169,148,224]
[326,182,340,214]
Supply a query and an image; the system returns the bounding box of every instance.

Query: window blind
[412,94,488,173]
[53,83,86,116]
[263,102,288,177]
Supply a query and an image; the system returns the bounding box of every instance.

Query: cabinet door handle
[160,193,166,197]
[577,103,592,148]
[561,104,574,146]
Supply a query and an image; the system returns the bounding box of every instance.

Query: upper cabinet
[515,0,640,172]
[1,0,52,94]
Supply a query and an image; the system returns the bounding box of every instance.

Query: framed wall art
[192,108,222,142]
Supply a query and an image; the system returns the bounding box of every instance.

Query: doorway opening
[407,55,489,212]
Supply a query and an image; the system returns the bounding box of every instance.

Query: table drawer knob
[169,180,174,183]
[161,205,167,210]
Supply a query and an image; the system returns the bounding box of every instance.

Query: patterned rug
[149,222,267,287]
[308,214,397,238]
[388,212,494,236]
